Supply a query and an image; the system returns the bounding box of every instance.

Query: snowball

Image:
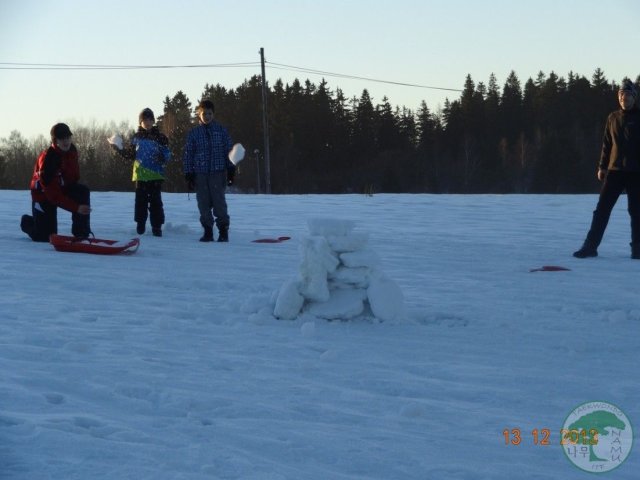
[273,280,304,320]
[367,274,405,322]
[107,134,123,150]
[306,288,366,320]
[326,233,369,252]
[228,143,245,165]
[307,218,356,237]
[340,250,380,268]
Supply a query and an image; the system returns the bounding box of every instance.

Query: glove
[185,173,195,191]
[227,165,236,186]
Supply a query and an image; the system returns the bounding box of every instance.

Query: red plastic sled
[252,236,291,244]
[529,265,571,272]
[50,234,140,255]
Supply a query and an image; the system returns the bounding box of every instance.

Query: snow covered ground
[1,190,638,480]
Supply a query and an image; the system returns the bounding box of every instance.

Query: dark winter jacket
[182,121,233,174]
[30,143,82,213]
[117,126,171,181]
[599,107,640,172]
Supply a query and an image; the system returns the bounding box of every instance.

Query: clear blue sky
[1,0,638,140]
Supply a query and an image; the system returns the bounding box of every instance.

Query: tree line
[1,68,637,194]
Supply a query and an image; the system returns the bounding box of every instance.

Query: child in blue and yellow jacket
[112,108,171,236]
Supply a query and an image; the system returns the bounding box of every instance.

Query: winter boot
[573,242,598,258]
[136,222,146,235]
[631,243,640,259]
[20,214,34,236]
[200,225,214,242]
[217,227,229,243]
[152,228,162,237]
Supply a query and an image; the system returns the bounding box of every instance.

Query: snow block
[307,218,356,237]
[340,250,380,269]
[326,233,369,253]
[274,280,304,320]
[328,266,369,288]
[306,289,366,320]
[367,274,405,322]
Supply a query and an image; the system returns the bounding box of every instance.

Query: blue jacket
[182,121,233,174]
[119,126,171,181]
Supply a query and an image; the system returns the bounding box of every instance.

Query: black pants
[135,180,164,229]
[28,183,91,242]
[585,171,640,247]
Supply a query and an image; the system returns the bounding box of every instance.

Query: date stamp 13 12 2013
[502,401,633,474]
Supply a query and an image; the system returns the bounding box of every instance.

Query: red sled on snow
[252,236,291,244]
[49,234,140,255]
[529,265,571,272]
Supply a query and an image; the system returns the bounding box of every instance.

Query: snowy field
[0,190,638,480]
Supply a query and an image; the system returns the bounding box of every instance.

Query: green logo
[562,401,633,473]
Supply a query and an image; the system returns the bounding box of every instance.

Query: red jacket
[30,143,81,213]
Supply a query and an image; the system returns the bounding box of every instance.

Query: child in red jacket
[20,123,92,242]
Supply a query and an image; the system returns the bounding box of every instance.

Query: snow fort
[273,218,405,322]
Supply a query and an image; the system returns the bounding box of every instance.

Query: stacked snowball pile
[273,218,405,322]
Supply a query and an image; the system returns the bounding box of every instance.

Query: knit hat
[50,123,72,141]
[619,79,637,98]
[139,108,155,123]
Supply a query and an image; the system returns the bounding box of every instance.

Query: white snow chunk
[307,218,356,237]
[367,274,405,322]
[228,143,245,165]
[274,280,304,320]
[107,134,123,150]
[340,249,380,268]
[298,236,339,302]
[306,289,366,320]
[326,233,369,252]
[328,266,370,287]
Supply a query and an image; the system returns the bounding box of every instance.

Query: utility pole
[259,47,272,194]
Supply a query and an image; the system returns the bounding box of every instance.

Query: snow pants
[195,171,229,230]
[585,171,640,247]
[135,180,164,229]
[27,183,91,242]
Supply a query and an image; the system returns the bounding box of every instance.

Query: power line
[0,61,260,70]
[0,59,462,92]
[266,61,462,93]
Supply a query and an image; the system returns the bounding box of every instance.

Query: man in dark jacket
[20,123,91,242]
[574,79,640,259]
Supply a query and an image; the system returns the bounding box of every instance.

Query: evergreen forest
[1,68,637,194]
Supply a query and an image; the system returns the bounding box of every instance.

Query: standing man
[183,99,236,242]
[20,123,91,242]
[574,79,640,259]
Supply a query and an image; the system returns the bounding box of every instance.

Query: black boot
[20,214,34,236]
[631,243,640,259]
[152,228,162,237]
[573,242,598,258]
[200,225,214,242]
[217,227,229,243]
[137,222,146,235]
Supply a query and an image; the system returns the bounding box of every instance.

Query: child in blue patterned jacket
[110,108,171,236]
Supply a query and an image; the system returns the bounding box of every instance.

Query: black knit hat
[139,107,155,123]
[619,79,637,98]
[50,123,72,141]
